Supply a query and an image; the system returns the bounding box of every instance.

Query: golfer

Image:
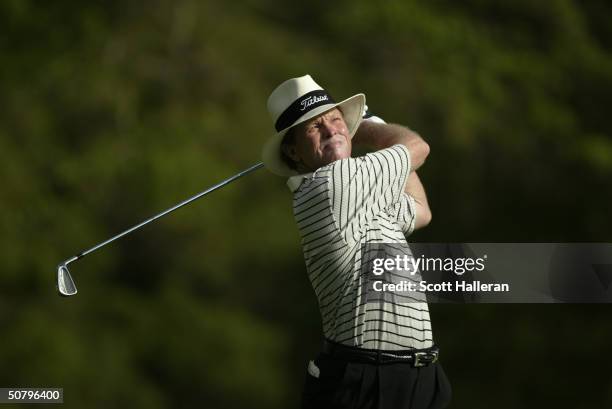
[262,75,451,409]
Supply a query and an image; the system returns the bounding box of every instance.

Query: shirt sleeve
[327,144,412,242]
[384,192,417,236]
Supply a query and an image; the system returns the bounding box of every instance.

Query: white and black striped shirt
[287,143,434,351]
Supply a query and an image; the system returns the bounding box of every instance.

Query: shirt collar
[287,172,313,192]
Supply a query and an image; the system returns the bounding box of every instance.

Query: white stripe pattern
[289,144,434,350]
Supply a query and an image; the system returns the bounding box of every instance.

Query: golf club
[56,162,264,297]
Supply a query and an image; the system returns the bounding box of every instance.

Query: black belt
[322,339,439,367]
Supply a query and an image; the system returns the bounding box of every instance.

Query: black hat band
[274,90,335,132]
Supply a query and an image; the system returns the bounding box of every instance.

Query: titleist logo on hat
[275,90,335,132]
[300,94,329,111]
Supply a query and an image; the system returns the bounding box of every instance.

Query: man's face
[284,108,351,172]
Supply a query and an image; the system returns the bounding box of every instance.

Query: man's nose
[321,120,336,139]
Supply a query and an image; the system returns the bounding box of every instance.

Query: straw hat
[262,75,365,176]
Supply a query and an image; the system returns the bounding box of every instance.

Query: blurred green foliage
[1,1,611,408]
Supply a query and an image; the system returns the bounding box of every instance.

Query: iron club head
[57,264,78,296]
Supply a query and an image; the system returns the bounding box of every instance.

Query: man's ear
[282,143,300,162]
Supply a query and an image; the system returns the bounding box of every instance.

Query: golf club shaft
[62,162,264,266]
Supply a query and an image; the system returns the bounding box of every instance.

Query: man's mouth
[323,139,343,150]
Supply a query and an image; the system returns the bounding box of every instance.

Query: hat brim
[262,93,365,177]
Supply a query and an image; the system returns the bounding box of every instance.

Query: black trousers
[301,352,452,409]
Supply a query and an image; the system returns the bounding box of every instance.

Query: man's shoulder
[364,144,410,160]
[325,145,410,176]
[293,145,410,195]
[292,169,333,198]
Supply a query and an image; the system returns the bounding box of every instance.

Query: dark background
[1,1,611,407]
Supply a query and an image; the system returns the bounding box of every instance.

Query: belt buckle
[413,350,439,367]
[413,352,427,367]
[431,350,439,364]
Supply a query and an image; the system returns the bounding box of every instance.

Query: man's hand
[353,121,430,171]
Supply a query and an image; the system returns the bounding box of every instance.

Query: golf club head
[57,264,77,296]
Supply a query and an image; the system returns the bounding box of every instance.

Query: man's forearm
[353,121,430,170]
[405,171,432,229]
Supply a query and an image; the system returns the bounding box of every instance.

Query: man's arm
[405,172,432,230]
[354,121,432,229]
[353,121,430,171]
